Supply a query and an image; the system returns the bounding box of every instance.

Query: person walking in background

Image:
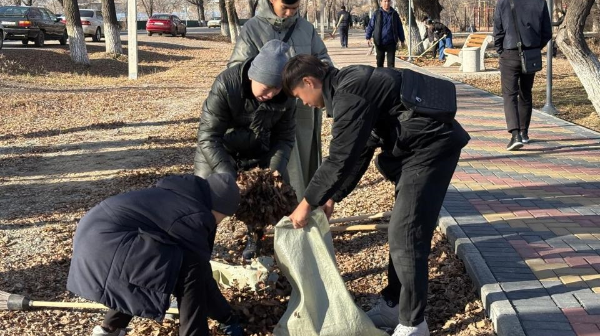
[493,0,552,150]
[424,18,452,61]
[227,0,331,258]
[336,5,351,48]
[365,0,405,68]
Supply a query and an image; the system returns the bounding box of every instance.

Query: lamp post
[407,0,412,62]
[128,0,138,80]
[542,0,558,115]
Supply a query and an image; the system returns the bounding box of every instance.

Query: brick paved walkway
[326,31,600,336]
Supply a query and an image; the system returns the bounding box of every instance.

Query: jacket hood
[155,175,212,208]
[256,0,298,30]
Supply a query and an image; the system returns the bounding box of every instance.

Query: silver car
[79,9,103,42]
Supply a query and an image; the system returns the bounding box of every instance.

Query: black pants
[500,50,536,133]
[339,26,349,47]
[375,43,397,68]
[102,251,231,336]
[377,150,461,326]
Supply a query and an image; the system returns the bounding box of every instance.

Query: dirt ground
[0,35,492,335]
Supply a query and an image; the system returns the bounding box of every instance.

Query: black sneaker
[242,232,262,260]
[520,130,530,144]
[507,133,524,151]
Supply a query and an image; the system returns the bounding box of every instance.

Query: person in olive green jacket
[228,0,331,259]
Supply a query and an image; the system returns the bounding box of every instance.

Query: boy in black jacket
[282,55,470,336]
[67,173,243,336]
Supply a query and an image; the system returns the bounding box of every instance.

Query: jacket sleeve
[493,1,505,54]
[311,26,332,64]
[540,1,552,47]
[304,93,375,207]
[168,213,214,261]
[197,80,237,176]
[365,13,376,39]
[395,13,405,43]
[331,142,376,202]
[268,102,297,175]
[228,24,261,68]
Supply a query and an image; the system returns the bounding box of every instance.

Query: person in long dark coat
[282,55,470,336]
[67,173,243,336]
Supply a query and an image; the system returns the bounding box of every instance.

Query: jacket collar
[240,58,254,99]
[322,66,339,117]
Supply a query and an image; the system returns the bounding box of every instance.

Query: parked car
[60,9,104,42]
[207,17,221,28]
[146,14,186,37]
[0,6,66,47]
[0,23,4,50]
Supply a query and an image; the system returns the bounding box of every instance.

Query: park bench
[443,33,494,71]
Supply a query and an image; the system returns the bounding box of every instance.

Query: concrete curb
[438,207,526,336]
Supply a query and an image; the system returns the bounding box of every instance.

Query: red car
[146,14,186,37]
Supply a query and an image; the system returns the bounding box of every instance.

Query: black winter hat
[206,173,241,216]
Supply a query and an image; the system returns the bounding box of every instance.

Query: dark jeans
[378,150,461,326]
[500,49,536,133]
[102,251,231,336]
[375,43,397,68]
[339,26,349,47]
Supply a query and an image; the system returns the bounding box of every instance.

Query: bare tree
[63,0,89,65]
[186,0,206,22]
[22,0,32,5]
[398,0,424,54]
[140,0,154,17]
[219,0,230,37]
[592,0,600,36]
[556,0,600,115]
[101,0,122,56]
[226,0,239,42]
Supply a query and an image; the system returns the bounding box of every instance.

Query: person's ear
[303,77,313,88]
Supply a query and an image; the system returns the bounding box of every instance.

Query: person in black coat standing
[67,173,243,336]
[494,0,552,150]
[336,5,351,48]
[365,0,405,68]
[282,55,470,336]
[194,39,296,259]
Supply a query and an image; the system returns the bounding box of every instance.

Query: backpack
[400,69,457,123]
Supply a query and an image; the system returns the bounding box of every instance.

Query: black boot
[242,230,263,260]
[507,131,524,151]
[520,129,530,144]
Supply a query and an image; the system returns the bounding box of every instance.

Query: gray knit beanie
[248,40,291,88]
[206,173,240,216]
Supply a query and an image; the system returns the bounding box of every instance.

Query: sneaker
[164,301,178,320]
[91,325,127,336]
[366,297,399,329]
[392,321,430,336]
[520,130,530,144]
[242,232,262,260]
[506,133,524,151]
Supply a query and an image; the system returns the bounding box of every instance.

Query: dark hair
[341,5,346,10]
[282,54,329,96]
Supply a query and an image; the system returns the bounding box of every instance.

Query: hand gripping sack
[401,69,457,123]
[273,210,388,336]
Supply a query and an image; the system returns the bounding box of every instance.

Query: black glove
[219,314,244,336]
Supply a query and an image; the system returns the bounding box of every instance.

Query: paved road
[326,31,600,336]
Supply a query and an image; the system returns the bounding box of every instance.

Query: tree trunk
[197,1,206,22]
[556,0,600,116]
[140,0,154,17]
[22,0,32,6]
[101,0,122,56]
[226,0,238,43]
[219,0,230,37]
[370,0,379,12]
[398,0,423,54]
[592,2,600,38]
[63,0,90,65]
[249,0,257,17]
[414,0,442,21]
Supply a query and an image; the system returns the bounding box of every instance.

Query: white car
[79,9,104,42]
[207,17,221,28]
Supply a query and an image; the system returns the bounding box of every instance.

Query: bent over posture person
[194,40,296,259]
[67,173,243,336]
[283,55,470,336]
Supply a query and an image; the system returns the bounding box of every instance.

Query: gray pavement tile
[574,293,600,314]
[522,321,573,331]
[490,266,533,274]
[551,293,583,309]
[501,280,543,292]
[512,297,555,307]
[495,273,539,282]
[505,289,548,300]
[525,329,575,336]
